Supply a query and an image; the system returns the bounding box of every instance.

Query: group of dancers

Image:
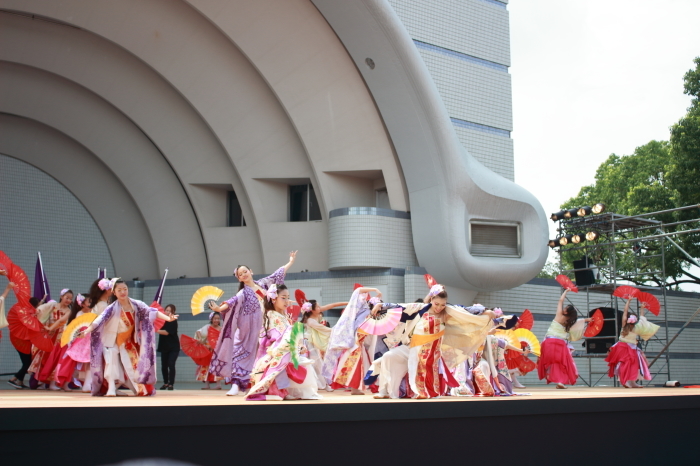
[0,250,660,398]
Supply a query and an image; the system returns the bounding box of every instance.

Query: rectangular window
[290,184,322,222]
[227,191,246,227]
[469,221,520,257]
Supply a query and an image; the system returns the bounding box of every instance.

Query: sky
[509,0,700,271]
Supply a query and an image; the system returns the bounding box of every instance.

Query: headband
[627,315,638,324]
[266,284,278,302]
[60,288,71,297]
[76,294,85,306]
[428,284,445,297]
[301,302,313,313]
[209,312,215,321]
[97,278,112,291]
[109,277,121,291]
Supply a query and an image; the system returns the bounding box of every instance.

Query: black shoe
[7,379,23,389]
[167,385,174,390]
[160,384,168,390]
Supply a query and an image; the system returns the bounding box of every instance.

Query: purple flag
[33,252,51,302]
[153,268,169,305]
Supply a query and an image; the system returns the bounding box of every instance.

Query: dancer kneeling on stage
[605,299,659,388]
[80,279,178,397]
[537,289,593,389]
[370,285,495,399]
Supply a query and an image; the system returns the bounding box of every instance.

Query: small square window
[289,184,321,222]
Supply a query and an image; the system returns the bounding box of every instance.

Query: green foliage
[558,58,700,287]
[537,260,561,279]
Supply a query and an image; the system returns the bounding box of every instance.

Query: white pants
[377,345,410,399]
[102,346,137,394]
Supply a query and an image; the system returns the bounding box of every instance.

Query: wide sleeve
[223,291,241,316]
[195,324,209,343]
[569,319,587,342]
[255,266,286,289]
[92,302,116,330]
[635,316,660,341]
[0,296,7,329]
[36,303,54,324]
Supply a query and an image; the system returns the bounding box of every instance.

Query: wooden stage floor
[2,385,699,408]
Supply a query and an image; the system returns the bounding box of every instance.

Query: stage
[2,387,699,465]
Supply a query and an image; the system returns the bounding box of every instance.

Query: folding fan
[636,291,660,316]
[0,251,13,270]
[555,274,579,293]
[424,274,438,289]
[512,328,541,357]
[180,334,211,360]
[358,307,403,335]
[295,289,307,306]
[8,263,31,302]
[584,309,604,338]
[518,309,534,330]
[613,285,639,300]
[354,283,363,290]
[8,303,42,336]
[66,336,91,363]
[207,326,221,349]
[30,330,55,352]
[61,312,97,347]
[10,332,32,354]
[286,304,301,322]
[191,286,225,316]
[150,301,166,331]
[493,330,518,348]
[505,344,537,374]
[0,261,7,274]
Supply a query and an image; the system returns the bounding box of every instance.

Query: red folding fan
[150,301,166,331]
[10,332,32,354]
[207,326,221,349]
[555,275,579,293]
[0,261,8,274]
[8,303,42,334]
[636,292,660,316]
[0,251,13,269]
[424,274,438,289]
[613,285,639,300]
[584,309,604,337]
[30,330,55,352]
[518,309,534,330]
[8,263,31,302]
[354,283,363,290]
[295,289,307,306]
[180,334,211,360]
[286,304,301,322]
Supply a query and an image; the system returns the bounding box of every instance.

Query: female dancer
[301,299,347,391]
[246,285,320,400]
[321,286,382,394]
[605,299,659,388]
[194,312,223,389]
[30,288,73,390]
[370,285,495,399]
[537,289,593,389]
[82,279,178,396]
[88,278,112,315]
[53,293,92,389]
[157,304,180,390]
[208,252,297,395]
[472,329,530,396]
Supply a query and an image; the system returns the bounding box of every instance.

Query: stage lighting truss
[550,202,606,223]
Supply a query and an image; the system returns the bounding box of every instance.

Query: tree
[537,260,560,279]
[556,58,700,288]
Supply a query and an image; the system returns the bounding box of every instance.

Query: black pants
[160,350,179,385]
[15,350,32,381]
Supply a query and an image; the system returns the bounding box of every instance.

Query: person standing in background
[157,304,180,390]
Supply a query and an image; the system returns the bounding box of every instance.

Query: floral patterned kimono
[370,302,494,399]
[89,298,160,396]
[304,317,332,389]
[246,311,318,401]
[29,303,68,381]
[209,267,286,389]
[472,336,514,396]
[321,289,376,390]
[194,324,223,382]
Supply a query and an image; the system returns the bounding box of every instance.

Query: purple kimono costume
[209,267,286,389]
[89,298,159,396]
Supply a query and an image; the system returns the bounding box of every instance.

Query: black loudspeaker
[585,307,623,354]
[573,257,596,287]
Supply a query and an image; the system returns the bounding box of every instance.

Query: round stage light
[548,239,559,248]
[577,206,592,217]
[551,210,566,222]
[572,234,585,244]
[563,208,579,219]
[592,203,606,214]
[585,231,599,241]
[559,234,574,246]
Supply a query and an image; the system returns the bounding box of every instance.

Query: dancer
[53,293,92,389]
[472,328,530,396]
[321,286,382,395]
[30,288,73,390]
[370,285,495,399]
[194,313,223,389]
[537,290,592,389]
[88,278,112,315]
[605,299,659,388]
[246,285,320,400]
[300,298,347,390]
[81,279,178,396]
[7,296,39,389]
[208,251,297,395]
[157,304,180,390]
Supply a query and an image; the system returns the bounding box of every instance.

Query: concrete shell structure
[0,0,547,304]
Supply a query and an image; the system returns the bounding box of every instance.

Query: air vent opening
[469,221,521,258]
